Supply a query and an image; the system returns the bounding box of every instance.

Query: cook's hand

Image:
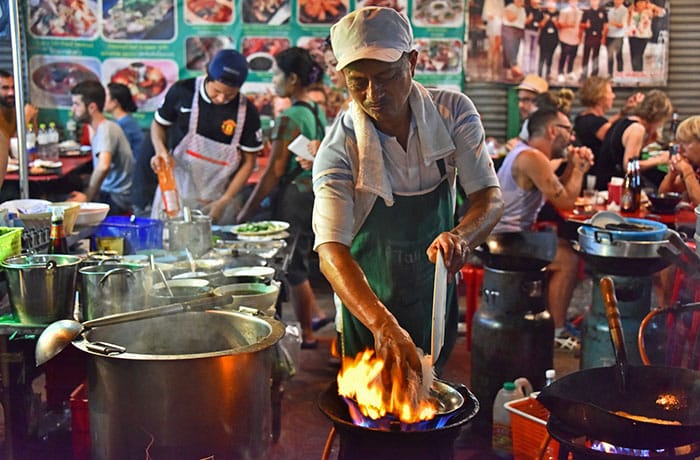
[203,198,226,224]
[373,318,423,393]
[150,152,173,173]
[427,231,471,276]
[67,191,87,203]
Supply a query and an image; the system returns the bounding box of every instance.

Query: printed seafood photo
[411,0,464,27]
[104,59,178,111]
[102,0,175,41]
[242,0,291,24]
[186,37,234,71]
[28,0,98,38]
[30,56,101,108]
[355,0,406,13]
[298,0,348,24]
[185,0,234,24]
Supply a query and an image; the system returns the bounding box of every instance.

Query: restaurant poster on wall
[24,0,466,129]
[465,0,669,88]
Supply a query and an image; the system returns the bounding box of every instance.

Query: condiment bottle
[545,369,556,386]
[156,155,180,218]
[49,207,68,254]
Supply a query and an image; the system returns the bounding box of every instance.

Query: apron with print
[341,160,458,371]
[152,76,247,217]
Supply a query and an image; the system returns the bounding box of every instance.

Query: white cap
[545,369,556,380]
[330,7,413,71]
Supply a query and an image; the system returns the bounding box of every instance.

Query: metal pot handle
[593,229,615,244]
[44,259,57,270]
[97,257,123,265]
[99,267,134,286]
[84,341,126,356]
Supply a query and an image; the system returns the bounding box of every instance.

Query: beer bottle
[156,155,180,218]
[621,161,636,212]
[668,112,680,157]
[632,158,642,209]
[49,207,69,254]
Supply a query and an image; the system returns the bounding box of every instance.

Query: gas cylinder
[470,266,554,434]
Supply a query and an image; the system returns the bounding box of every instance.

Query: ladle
[35,294,236,366]
[150,254,174,297]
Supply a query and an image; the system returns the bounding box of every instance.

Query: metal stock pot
[79,262,146,321]
[73,308,285,460]
[2,254,81,324]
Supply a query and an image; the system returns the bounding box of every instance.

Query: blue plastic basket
[95,216,163,254]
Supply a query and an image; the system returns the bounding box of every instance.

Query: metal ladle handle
[600,276,629,393]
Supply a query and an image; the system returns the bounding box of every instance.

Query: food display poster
[23,0,466,130]
[466,0,669,88]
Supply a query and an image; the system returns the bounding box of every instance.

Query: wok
[473,231,557,271]
[538,277,700,448]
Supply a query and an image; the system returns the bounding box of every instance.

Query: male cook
[312,7,503,391]
[150,49,263,224]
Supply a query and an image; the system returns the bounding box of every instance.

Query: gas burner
[547,416,700,459]
[343,396,458,432]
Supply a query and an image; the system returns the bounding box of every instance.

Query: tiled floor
[1,268,583,460]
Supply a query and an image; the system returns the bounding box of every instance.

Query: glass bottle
[632,158,642,209]
[156,156,180,218]
[621,161,636,212]
[49,207,68,254]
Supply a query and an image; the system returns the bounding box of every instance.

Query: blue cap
[207,49,248,88]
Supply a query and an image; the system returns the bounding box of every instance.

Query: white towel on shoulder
[351,81,456,206]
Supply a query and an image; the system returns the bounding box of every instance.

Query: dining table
[1,155,93,202]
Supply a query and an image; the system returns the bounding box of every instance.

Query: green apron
[342,159,458,371]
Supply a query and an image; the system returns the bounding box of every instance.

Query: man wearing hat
[149,49,263,224]
[516,74,549,120]
[313,7,503,391]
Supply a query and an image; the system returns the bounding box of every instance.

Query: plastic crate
[70,382,90,460]
[94,216,163,254]
[0,227,22,262]
[505,396,560,460]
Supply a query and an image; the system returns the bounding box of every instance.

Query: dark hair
[528,108,563,138]
[0,69,11,79]
[274,47,325,87]
[107,82,137,113]
[71,80,106,112]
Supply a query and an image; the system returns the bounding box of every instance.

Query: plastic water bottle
[65,114,77,142]
[26,123,37,161]
[47,122,60,160]
[37,123,48,160]
[545,369,556,387]
[492,382,519,457]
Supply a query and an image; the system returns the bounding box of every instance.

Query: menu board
[24,0,466,129]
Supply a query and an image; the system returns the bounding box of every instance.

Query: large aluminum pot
[2,254,81,324]
[79,262,147,321]
[73,309,285,460]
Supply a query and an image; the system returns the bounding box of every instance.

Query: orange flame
[337,349,437,423]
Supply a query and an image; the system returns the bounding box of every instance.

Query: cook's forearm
[221,153,255,202]
[451,186,503,249]
[150,121,169,157]
[318,242,398,331]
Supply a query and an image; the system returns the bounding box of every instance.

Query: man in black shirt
[149,49,263,223]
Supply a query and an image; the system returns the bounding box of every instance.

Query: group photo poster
[465,0,669,87]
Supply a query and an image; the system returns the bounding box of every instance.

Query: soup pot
[73,308,285,459]
[79,262,147,321]
[2,254,81,324]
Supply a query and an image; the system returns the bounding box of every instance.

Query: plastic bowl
[579,217,668,241]
[647,192,682,212]
[75,202,110,227]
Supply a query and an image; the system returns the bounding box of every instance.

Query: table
[4,155,93,183]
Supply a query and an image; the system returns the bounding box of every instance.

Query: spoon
[35,294,236,366]
[185,247,196,273]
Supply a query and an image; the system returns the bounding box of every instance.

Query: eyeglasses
[555,124,574,134]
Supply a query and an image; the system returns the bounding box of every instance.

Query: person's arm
[426,186,503,275]
[149,120,173,172]
[666,155,700,203]
[317,241,423,390]
[236,117,295,223]
[0,132,8,190]
[204,151,257,223]
[70,151,111,202]
[621,122,667,171]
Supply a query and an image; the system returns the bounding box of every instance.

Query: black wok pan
[473,231,557,271]
[537,276,700,449]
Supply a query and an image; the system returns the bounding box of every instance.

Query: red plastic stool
[460,263,483,351]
